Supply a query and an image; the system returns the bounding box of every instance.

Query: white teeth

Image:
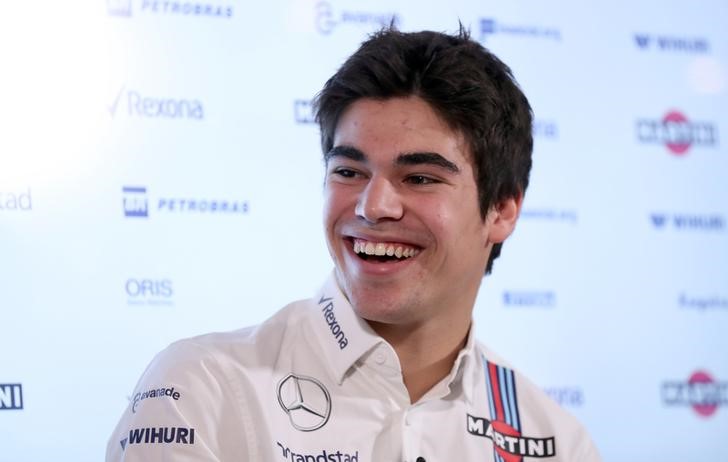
[353,239,419,259]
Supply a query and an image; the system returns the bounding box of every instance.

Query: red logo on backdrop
[662,370,728,418]
[636,110,718,155]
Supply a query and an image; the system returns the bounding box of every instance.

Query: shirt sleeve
[105,340,248,461]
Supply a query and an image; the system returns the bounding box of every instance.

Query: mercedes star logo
[277,373,332,431]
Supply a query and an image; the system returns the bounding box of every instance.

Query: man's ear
[485,194,523,244]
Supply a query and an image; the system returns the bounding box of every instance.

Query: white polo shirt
[106,275,602,462]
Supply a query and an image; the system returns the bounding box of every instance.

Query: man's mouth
[351,238,421,262]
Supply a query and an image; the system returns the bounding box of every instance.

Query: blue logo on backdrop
[122,186,249,218]
[679,293,728,312]
[0,384,23,410]
[294,99,315,124]
[521,208,578,225]
[480,18,561,42]
[533,120,559,139]
[503,291,556,308]
[634,33,709,53]
[109,86,204,120]
[126,279,174,306]
[543,386,584,408]
[650,213,724,231]
[0,189,32,211]
[123,186,148,218]
[315,1,399,35]
[108,0,233,18]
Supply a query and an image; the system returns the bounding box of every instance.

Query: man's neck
[368,318,471,404]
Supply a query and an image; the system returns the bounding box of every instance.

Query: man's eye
[405,175,438,185]
[333,168,359,178]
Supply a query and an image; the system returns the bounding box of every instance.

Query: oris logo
[126,279,174,306]
[662,371,728,418]
[636,110,718,155]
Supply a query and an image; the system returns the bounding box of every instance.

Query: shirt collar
[308,272,479,405]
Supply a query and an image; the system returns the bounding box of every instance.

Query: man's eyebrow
[396,152,460,173]
[324,145,366,163]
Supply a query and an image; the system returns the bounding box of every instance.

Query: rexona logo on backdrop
[649,213,724,231]
[503,291,556,308]
[479,18,561,42]
[0,384,23,410]
[315,1,399,35]
[636,110,718,155]
[0,189,32,211]
[122,186,249,218]
[126,278,174,306]
[634,33,709,53]
[662,371,728,418]
[107,0,233,18]
[109,86,204,120]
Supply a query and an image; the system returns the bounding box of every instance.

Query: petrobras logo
[503,291,556,308]
[126,278,174,306]
[0,188,32,211]
[122,186,250,219]
[662,371,728,418]
[0,384,23,410]
[120,427,195,450]
[650,213,724,231]
[636,110,718,155]
[679,293,728,312]
[108,0,233,18]
[634,33,709,53]
[520,208,578,225]
[533,119,558,139]
[543,386,584,408]
[315,1,399,35]
[131,386,181,413]
[293,99,315,124]
[109,86,204,120]
[276,441,359,462]
[479,18,561,42]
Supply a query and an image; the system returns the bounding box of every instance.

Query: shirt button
[374,352,386,365]
[416,457,426,462]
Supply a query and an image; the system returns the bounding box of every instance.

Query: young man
[107,28,602,461]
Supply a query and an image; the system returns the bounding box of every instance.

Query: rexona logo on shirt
[120,427,195,450]
[131,386,181,413]
[318,296,348,349]
[468,360,557,460]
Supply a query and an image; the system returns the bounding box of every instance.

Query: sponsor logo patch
[277,374,331,432]
[662,371,728,418]
[131,386,181,413]
[120,426,195,450]
[276,441,359,462]
[318,296,349,349]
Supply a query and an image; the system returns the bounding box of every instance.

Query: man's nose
[355,177,404,223]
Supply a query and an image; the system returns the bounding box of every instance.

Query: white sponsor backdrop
[1,0,727,460]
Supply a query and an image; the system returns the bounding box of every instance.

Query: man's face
[323,96,518,327]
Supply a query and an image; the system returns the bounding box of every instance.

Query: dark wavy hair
[314,26,533,274]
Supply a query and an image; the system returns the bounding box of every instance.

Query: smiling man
[107,28,602,461]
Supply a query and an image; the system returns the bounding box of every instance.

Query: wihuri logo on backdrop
[636,110,718,155]
[479,18,561,42]
[634,33,709,53]
[649,213,724,231]
[314,1,399,35]
[122,186,249,218]
[662,371,728,418]
[109,86,204,120]
[107,0,233,18]
[0,384,23,410]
